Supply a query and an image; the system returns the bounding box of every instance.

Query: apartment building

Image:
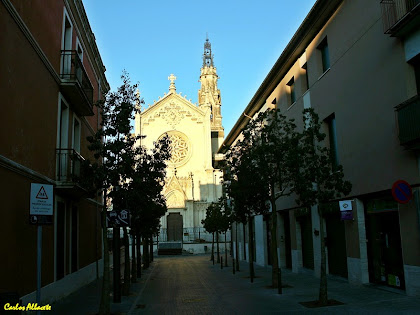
[0,0,109,303]
[219,0,420,296]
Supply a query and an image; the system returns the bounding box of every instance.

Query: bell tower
[198,36,224,159]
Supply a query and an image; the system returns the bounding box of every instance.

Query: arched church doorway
[167,212,183,241]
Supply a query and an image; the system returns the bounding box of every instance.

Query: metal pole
[113,227,121,303]
[36,225,42,315]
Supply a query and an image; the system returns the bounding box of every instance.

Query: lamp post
[189,172,198,241]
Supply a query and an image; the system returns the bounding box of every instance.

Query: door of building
[325,212,348,278]
[283,211,292,269]
[366,209,405,289]
[56,201,66,280]
[167,213,183,241]
[299,214,314,270]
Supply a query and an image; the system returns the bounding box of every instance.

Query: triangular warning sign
[36,186,48,199]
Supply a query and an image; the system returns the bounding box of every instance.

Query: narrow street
[52,254,420,314]
[130,255,278,314]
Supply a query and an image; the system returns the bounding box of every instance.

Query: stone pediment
[141,93,205,128]
[163,175,190,197]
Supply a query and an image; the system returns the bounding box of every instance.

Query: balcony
[381,0,420,36]
[60,50,94,116]
[396,95,420,149]
[56,148,89,198]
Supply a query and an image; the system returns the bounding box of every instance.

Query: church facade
[135,38,225,253]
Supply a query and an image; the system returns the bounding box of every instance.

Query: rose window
[159,131,191,167]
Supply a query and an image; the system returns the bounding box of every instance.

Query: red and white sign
[391,180,412,204]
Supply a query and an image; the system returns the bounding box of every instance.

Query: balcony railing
[56,148,85,183]
[60,50,94,116]
[381,0,420,35]
[396,95,420,148]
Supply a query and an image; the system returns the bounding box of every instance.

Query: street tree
[128,134,171,271]
[84,72,140,314]
[223,132,269,282]
[202,201,221,262]
[294,108,352,306]
[223,108,300,287]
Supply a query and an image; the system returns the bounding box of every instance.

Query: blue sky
[83,0,317,135]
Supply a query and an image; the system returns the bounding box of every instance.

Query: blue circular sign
[391,180,412,204]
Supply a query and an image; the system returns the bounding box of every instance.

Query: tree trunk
[270,190,281,291]
[243,223,247,260]
[216,232,220,263]
[99,199,110,314]
[149,236,153,262]
[235,222,240,271]
[248,218,255,283]
[136,233,141,278]
[319,208,328,305]
[122,227,130,296]
[112,227,121,303]
[131,231,137,283]
[143,237,149,269]
[224,232,228,267]
[211,232,215,262]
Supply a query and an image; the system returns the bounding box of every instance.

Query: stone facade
[135,38,225,251]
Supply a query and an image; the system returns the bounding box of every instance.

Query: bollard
[221,257,223,269]
[232,258,235,274]
[277,269,282,294]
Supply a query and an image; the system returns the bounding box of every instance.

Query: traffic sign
[29,215,53,225]
[391,180,412,204]
[106,209,130,227]
[30,183,53,215]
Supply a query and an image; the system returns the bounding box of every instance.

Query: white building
[135,38,225,253]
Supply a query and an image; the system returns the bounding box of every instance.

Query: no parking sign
[391,180,412,204]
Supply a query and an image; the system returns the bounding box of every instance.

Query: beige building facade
[135,38,225,253]
[220,0,420,297]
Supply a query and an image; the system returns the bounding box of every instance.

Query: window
[61,9,73,76]
[326,114,339,170]
[318,37,330,73]
[72,116,81,153]
[287,77,296,105]
[410,54,420,94]
[302,63,309,91]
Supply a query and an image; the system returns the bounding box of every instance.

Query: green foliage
[202,197,231,234]
[222,108,301,221]
[85,71,140,205]
[294,108,352,208]
[128,135,171,237]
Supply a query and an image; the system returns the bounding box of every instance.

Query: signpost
[339,200,353,220]
[106,209,130,227]
[392,180,413,204]
[30,183,53,314]
[105,209,130,303]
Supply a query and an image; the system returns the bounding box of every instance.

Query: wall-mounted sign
[30,183,53,215]
[339,200,353,220]
[339,200,352,211]
[391,180,412,204]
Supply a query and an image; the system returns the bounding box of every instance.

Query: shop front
[365,198,405,290]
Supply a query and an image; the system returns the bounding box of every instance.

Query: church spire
[198,36,223,131]
[203,34,214,67]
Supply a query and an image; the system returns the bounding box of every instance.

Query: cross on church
[168,74,176,83]
[168,74,177,93]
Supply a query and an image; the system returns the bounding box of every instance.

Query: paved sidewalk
[51,254,420,314]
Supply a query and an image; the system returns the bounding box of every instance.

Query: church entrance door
[167,213,183,241]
